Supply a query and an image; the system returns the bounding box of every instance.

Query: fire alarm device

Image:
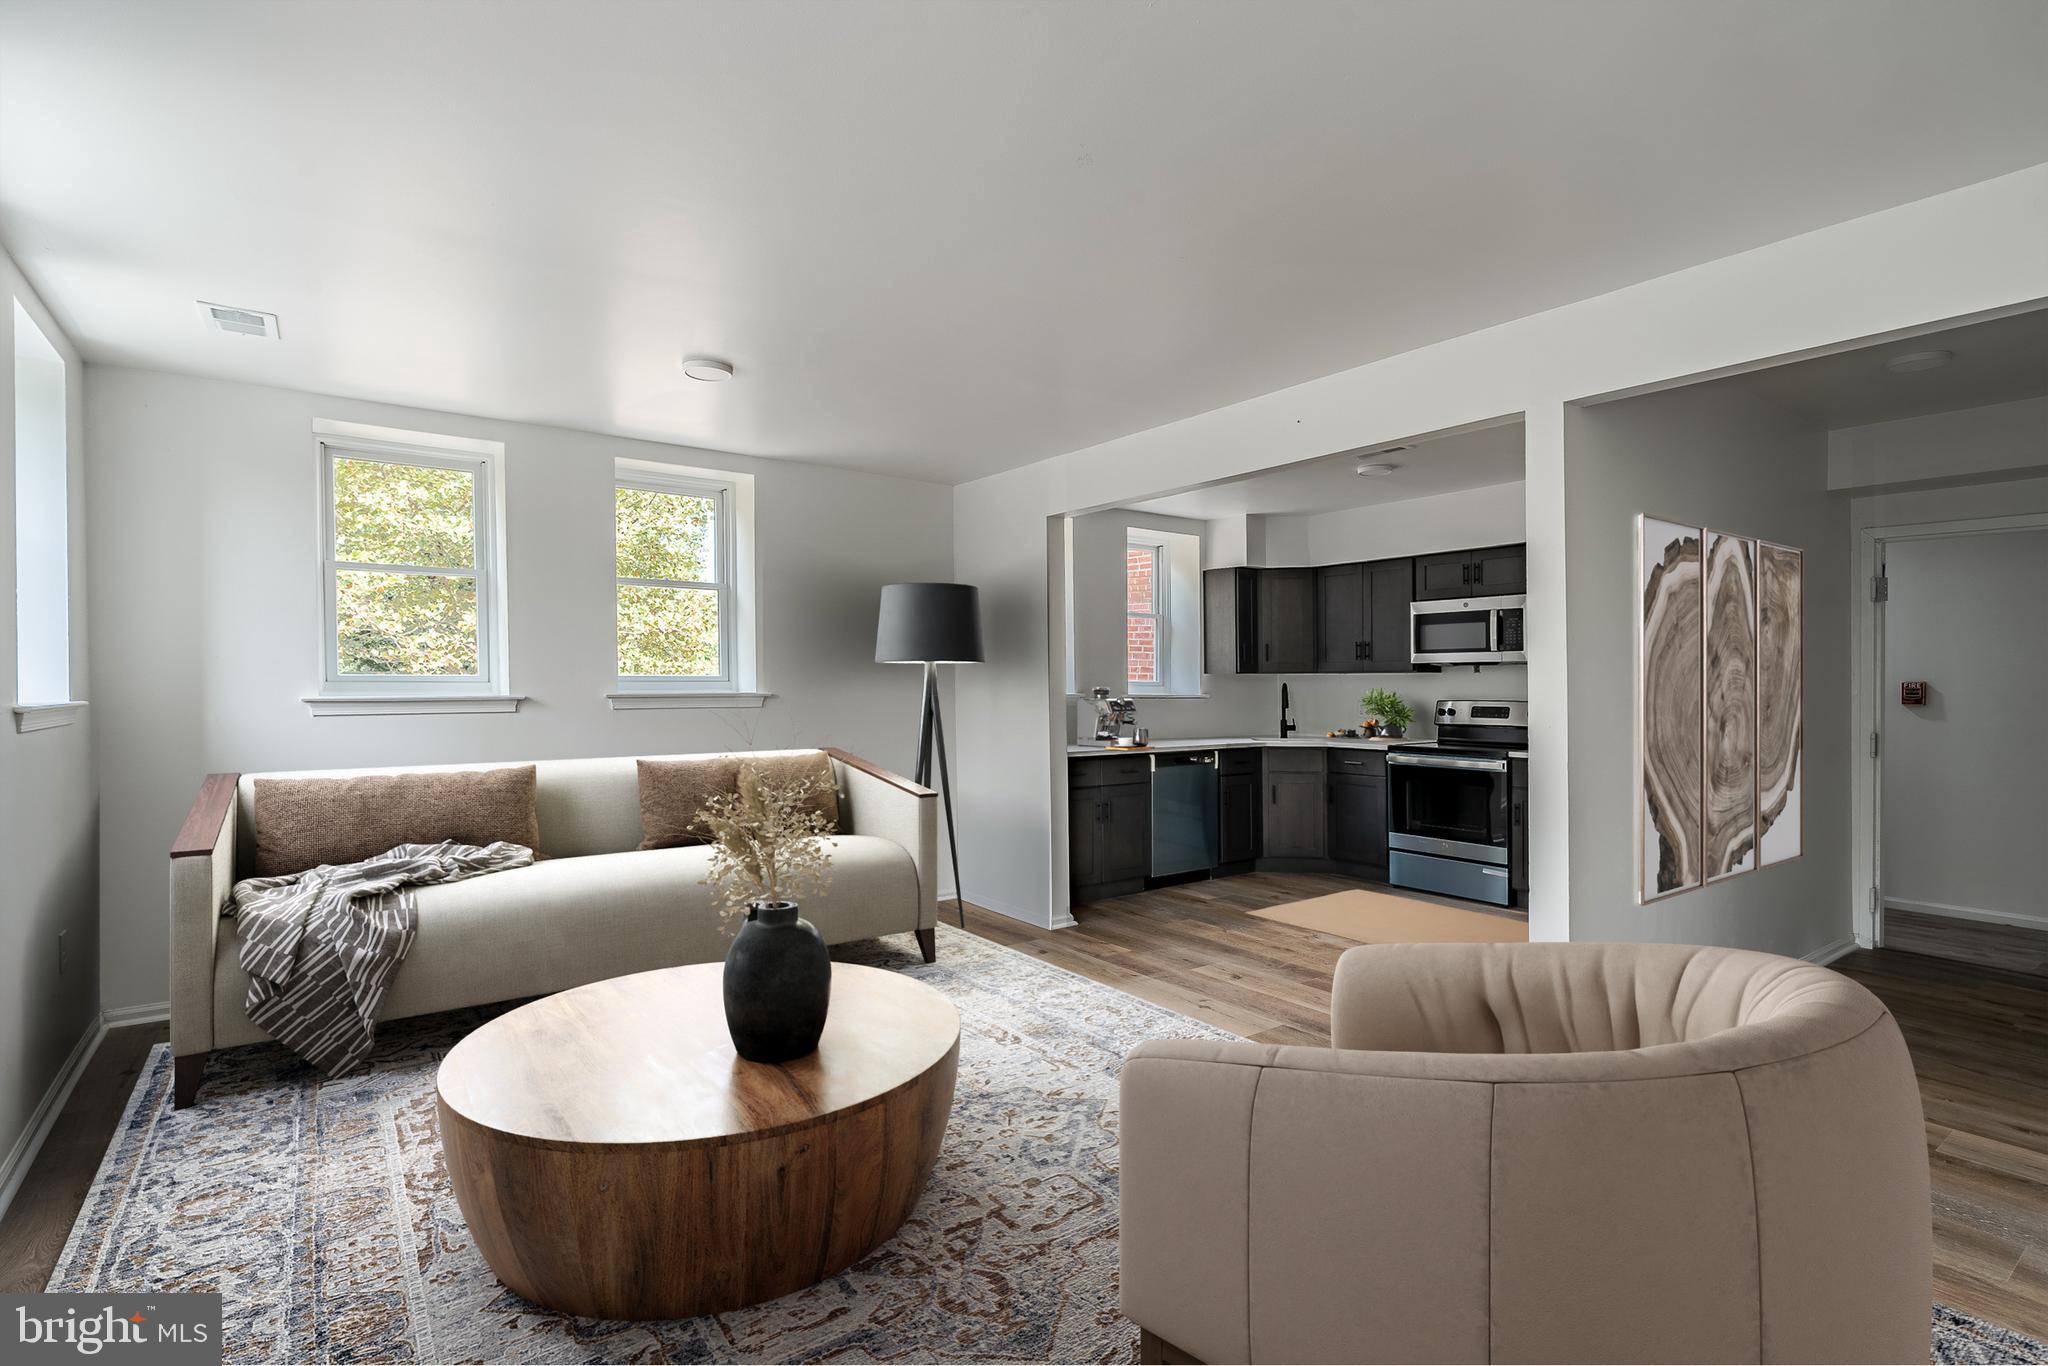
[1900,681,1928,706]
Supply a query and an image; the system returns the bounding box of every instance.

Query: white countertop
[1068,736,1531,759]
[1068,735,1413,756]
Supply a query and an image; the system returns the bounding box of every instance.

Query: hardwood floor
[3,890,2040,1344]
[963,876,2048,1340]
[0,1020,164,1292]
[1885,906,2048,978]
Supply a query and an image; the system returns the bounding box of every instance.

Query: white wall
[1881,529,2048,928]
[954,160,2048,935]
[1563,382,1847,958]
[86,366,955,1012]
[1066,508,1205,704]
[1830,396,2048,492]
[0,244,96,1206]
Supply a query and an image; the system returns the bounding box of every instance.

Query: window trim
[13,296,74,719]
[1126,537,1168,693]
[314,432,509,701]
[613,465,739,693]
[614,462,761,700]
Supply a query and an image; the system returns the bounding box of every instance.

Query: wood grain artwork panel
[1757,541,1803,864]
[1639,517,1703,901]
[1703,531,1758,881]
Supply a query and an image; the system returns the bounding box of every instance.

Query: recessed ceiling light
[1354,461,1401,477]
[1884,349,1953,374]
[682,357,735,383]
[196,300,280,339]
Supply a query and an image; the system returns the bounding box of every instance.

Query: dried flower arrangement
[695,766,835,922]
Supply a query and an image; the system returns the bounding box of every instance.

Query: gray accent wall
[1563,382,1848,956]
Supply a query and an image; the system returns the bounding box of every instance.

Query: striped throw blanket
[230,840,534,1077]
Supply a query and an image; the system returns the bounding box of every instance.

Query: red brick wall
[1127,545,1158,683]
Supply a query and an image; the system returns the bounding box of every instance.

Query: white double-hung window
[1126,537,1166,691]
[312,425,512,712]
[611,458,760,705]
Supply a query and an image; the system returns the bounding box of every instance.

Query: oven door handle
[1387,753,1509,773]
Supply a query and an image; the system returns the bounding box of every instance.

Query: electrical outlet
[58,929,67,975]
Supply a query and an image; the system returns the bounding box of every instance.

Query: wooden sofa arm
[169,772,239,1090]
[825,749,938,937]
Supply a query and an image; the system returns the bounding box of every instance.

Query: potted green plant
[1360,688,1414,739]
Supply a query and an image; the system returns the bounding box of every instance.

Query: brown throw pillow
[741,751,842,833]
[252,765,541,877]
[636,756,744,850]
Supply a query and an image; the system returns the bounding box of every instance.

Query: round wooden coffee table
[436,961,960,1320]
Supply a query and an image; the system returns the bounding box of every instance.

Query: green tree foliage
[617,487,720,677]
[332,458,479,676]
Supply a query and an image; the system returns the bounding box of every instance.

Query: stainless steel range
[1386,699,1527,906]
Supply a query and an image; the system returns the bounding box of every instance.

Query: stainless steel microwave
[1410,594,1526,665]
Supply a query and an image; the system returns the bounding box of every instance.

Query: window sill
[1129,692,1211,700]
[13,701,88,732]
[302,694,526,717]
[606,691,774,711]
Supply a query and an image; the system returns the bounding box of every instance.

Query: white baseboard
[1802,938,1859,967]
[1888,897,2048,933]
[0,1013,106,1226]
[102,1000,169,1028]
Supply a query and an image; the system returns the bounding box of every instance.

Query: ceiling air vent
[196,301,280,339]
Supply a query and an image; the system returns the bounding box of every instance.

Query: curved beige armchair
[1120,942,1930,1364]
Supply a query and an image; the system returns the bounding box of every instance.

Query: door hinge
[1870,730,1880,759]
[1869,886,1881,922]
[1872,572,1888,602]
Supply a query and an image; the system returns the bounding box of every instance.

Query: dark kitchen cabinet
[1366,558,1413,672]
[1204,567,1315,675]
[1414,551,1473,601]
[1316,558,1414,673]
[1069,759,1150,897]
[1257,568,1315,673]
[1472,544,1527,596]
[1262,749,1326,859]
[1328,774,1388,871]
[1315,563,1365,671]
[1413,544,1527,601]
[1219,771,1260,865]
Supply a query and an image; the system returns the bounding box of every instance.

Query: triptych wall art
[1636,515,1802,903]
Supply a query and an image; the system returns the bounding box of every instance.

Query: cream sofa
[168,748,935,1107]
[1120,941,1931,1365]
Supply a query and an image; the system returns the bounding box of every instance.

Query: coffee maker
[1088,687,1147,747]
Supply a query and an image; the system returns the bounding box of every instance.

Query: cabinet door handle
[1461,563,1471,584]
[1270,784,1277,804]
[1361,639,1371,660]
[1473,561,1484,585]
[1264,642,1271,662]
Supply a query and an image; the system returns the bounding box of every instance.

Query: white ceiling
[3,2,2046,484]
[1126,421,1525,520]
[1733,308,2048,429]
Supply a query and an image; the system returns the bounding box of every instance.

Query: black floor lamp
[875,582,982,929]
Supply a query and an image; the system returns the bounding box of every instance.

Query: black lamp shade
[876,582,984,663]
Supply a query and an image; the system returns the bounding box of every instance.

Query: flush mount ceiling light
[1884,349,1954,374]
[681,357,735,383]
[196,300,280,339]
[1354,461,1402,477]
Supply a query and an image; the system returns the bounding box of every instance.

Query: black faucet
[1280,682,1296,738]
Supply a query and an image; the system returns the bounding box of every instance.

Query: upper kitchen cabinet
[1316,558,1413,672]
[1412,543,1527,600]
[1204,567,1314,674]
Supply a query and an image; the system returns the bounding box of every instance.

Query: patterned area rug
[52,925,2047,1364]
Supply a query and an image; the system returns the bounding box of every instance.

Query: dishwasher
[1150,751,1219,878]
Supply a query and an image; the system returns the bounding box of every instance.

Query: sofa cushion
[738,750,842,831]
[251,765,541,877]
[209,835,925,1049]
[635,756,743,849]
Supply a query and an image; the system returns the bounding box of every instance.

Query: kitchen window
[610,459,763,706]
[311,425,515,714]
[1127,539,1166,690]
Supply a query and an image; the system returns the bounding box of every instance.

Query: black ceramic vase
[722,901,832,1063]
